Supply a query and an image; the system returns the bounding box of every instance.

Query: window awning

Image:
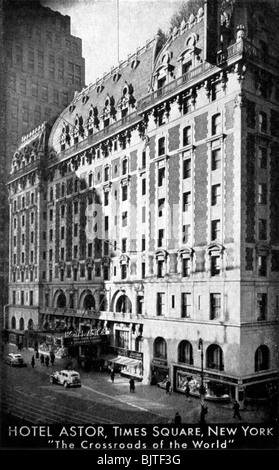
[101,354,141,367]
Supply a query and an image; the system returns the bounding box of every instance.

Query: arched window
[19,317,25,331]
[115,294,132,313]
[178,340,193,365]
[28,319,34,330]
[11,316,16,330]
[154,337,167,359]
[255,345,270,372]
[206,344,224,370]
[83,294,95,311]
[57,292,66,308]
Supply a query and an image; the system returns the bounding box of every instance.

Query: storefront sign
[175,366,238,385]
[64,334,104,347]
[109,346,143,361]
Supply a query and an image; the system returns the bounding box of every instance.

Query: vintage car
[49,370,81,388]
[4,353,27,367]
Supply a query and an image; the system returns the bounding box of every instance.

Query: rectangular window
[142,206,146,223]
[259,147,267,168]
[181,293,191,318]
[104,191,109,206]
[30,251,34,263]
[122,185,128,201]
[257,293,267,320]
[183,126,191,146]
[49,249,53,262]
[158,229,164,247]
[104,216,109,232]
[183,96,191,115]
[30,291,33,306]
[158,198,165,217]
[22,216,25,226]
[183,192,191,212]
[158,167,165,186]
[142,151,146,169]
[157,293,165,316]
[49,229,53,242]
[259,112,267,133]
[258,255,267,276]
[142,262,146,279]
[212,113,221,136]
[182,258,190,277]
[74,245,78,258]
[212,148,221,170]
[157,260,164,278]
[74,223,78,237]
[211,255,220,276]
[88,243,93,257]
[74,201,79,214]
[21,291,24,306]
[183,158,191,179]
[210,293,221,320]
[122,211,128,227]
[258,183,267,204]
[121,264,127,280]
[158,137,165,156]
[158,109,165,126]
[122,238,127,253]
[211,219,221,240]
[259,219,267,240]
[141,235,146,251]
[211,184,221,206]
[142,178,146,195]
[61,226,65,240]
[182,224,190,244]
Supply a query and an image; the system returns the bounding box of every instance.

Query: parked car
[4,353,27,367]
[49,370,81,388]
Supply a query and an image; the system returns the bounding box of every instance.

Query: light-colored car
[4,353,27,367]
[49,370,81,388]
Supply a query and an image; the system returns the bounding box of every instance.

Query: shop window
[255,345,270,372]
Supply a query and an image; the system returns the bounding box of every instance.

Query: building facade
[6,0,279,404]
[0,0,85,322]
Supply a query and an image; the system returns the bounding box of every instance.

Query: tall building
[5,0,279,407]
[0,0,85,322]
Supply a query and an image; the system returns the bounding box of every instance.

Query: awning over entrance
[101,354,141,367]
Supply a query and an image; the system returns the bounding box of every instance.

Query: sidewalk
[4,344,273,424]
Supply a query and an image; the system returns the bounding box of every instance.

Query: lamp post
[198,338,206,424]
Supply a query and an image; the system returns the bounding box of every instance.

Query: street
[0,344,273,426]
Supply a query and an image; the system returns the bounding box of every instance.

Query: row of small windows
[154,337,270,373]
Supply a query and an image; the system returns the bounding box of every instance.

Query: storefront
[63,330,109,369]
[173,365,239,402]
[150,358,170,385]
[101,346,143,380]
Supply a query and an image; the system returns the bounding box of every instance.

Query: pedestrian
[233,400,242,420]
[45,355,50,367]
[174,412,182,425]
[50,352,55,366]
[31,355,35,368]
[40,354,45,366]
[185,383,191,401]
[35,350,39,360]
[165,379,171,395]
[111,369,115,383]
[200,405,208,424]
[129,378,135,393]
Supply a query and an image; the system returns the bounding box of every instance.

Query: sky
[41,0,182,85]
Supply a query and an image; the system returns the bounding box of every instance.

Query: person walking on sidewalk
[50,351,55,366]
[45,355,50,367]
[174,412,182,425]
[129,378,135,393]
[31,355,35,368]
[111,369,115,383]
[233,401,242,420]
[40,354,45,366]
[166,379,171,395]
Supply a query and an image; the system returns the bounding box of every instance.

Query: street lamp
[198,338,207,424]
